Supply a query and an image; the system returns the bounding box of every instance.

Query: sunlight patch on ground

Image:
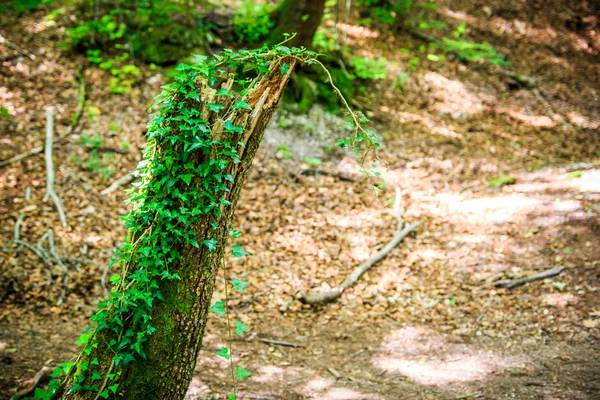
[302,377,381,400]
[372,326,526,388]
[575,170,600,192]
[184,377,209,399]
[254,365,302,383]
[450,194,542,223]
[540,293,579,308]
[501,108,556,128]
[423,71,484,116]
[567,111,600,129]
[380,106,463,138]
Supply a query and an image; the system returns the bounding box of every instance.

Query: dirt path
[1,2,599,399]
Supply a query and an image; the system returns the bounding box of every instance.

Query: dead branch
[44,229,70,305]
[44,108,68,228]
[100,172,135,195]
[279,296,295,313]
[14,186,31,242]
[494,267,566,289]
[299,188,420,304]
[13,240,54,268]
[0,70,86,169]
[301,168,356,182]
[14,366,52,399]
[0,34,36,60]
[258,338,304,348]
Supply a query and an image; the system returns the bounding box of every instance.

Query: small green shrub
[488,175,516,188]
[349,56,389,80]
[0,0,51,15]
[232,2,274,43]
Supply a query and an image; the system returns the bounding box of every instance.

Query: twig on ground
[279,296,295,313]
[44,108,68,228]
[97,147,129,155]
[13,240,54,268]
[494,267,566,289]
[0,70,86,169]
[258,338,304,348]
[299,188,420,304]
[301,168,356,182]
[14,366,51,399]
[326,367,342,379]
[100,172,135,195]
[0,34,36,60]
[14,186,31,242]
[45,229,70,304]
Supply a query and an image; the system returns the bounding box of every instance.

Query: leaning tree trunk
[269,0,326,48]
[55,58,296,399]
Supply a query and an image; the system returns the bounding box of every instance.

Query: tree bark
[269,0,326,48]
[56,60,296,399]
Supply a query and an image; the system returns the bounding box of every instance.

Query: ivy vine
[31,37,381,400]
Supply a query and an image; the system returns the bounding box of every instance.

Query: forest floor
[1,1,599,399]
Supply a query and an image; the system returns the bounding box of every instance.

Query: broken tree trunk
[55,59,296,399]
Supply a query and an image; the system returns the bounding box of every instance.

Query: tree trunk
[55,60,296,399]
[269,0,326,48]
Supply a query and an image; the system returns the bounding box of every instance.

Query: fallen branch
[44,108,67,228]
[14,366,51,399]
[13,239,54,269]
[0,70,86,169]
[494,267,566,289]
[100,171,135,195]
[14,186,31,242]
[301,168,356,182]
[258,338,304,348]
[0,34,36,60]
[299,188,420,304]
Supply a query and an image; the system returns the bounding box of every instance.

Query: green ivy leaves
[202,238,217,252]
[230,278,248,292]
[232,100,252,110]
[231,244,248,257]
[236,366,252,380]
[234,321,249,336]
[209,301,226,316]
[216,347,230,360]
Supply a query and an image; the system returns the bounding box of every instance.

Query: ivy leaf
[232,100,252,110]
[91,358,100,365]
[75,333,92,347]
[280,63,290,75]
[216,88,234,97]
[231,244,248,257]
[208,103,224,113]
[236,366,252,381]
[228,395,236,400]
[202,238,217,252]
[234,320,249,336]
[108,383,119,395]
[216,347,230,360]
[91,371,103,381]
[224,120,244,134]
[230,278,248,292]
[99,389,110,399]
[179,174,194,185]
[209,301,225,316]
